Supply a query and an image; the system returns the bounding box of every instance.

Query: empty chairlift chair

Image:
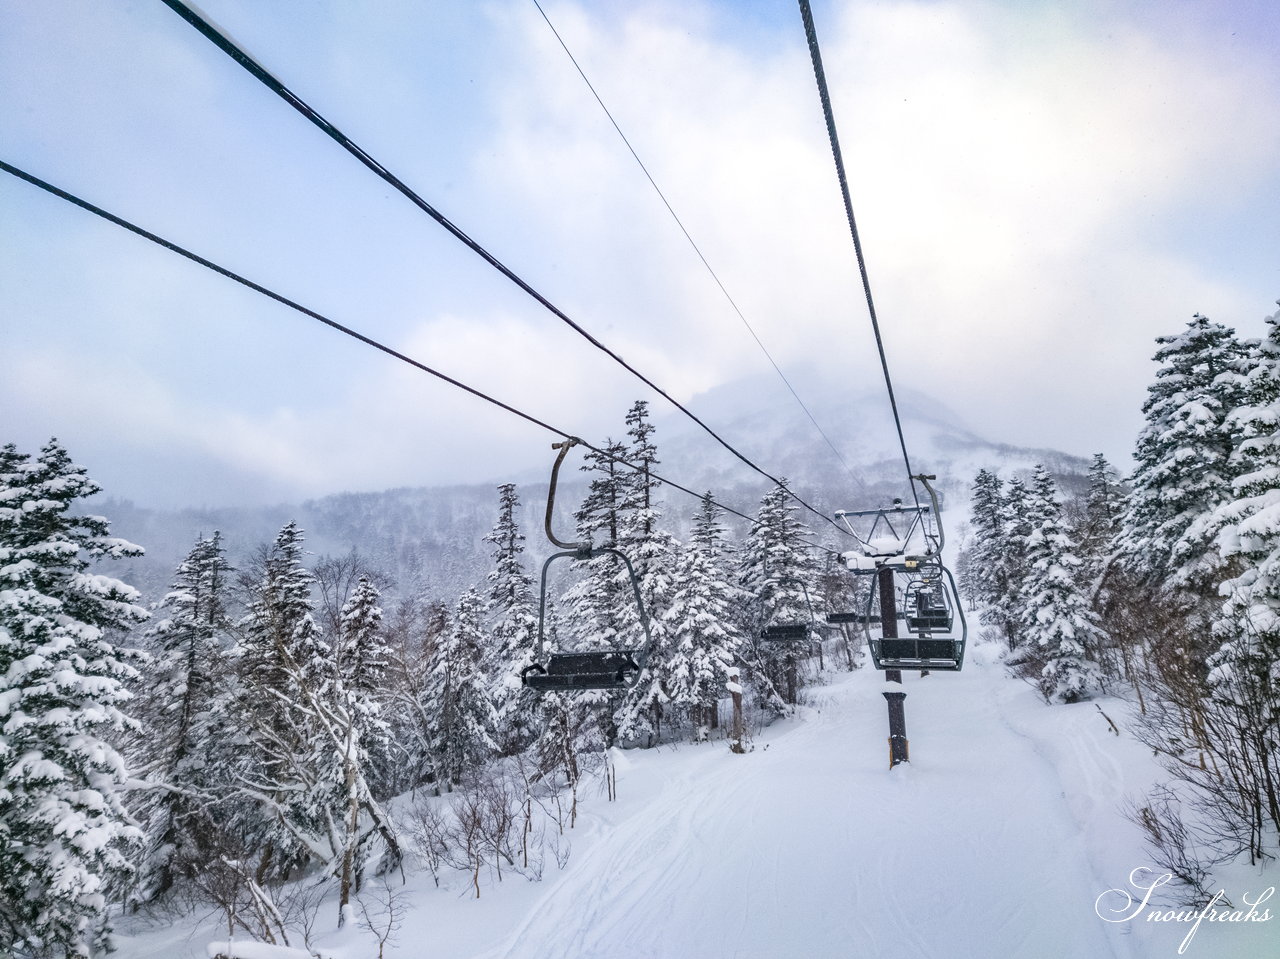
[904,575,953,634]
[759,578,819,643]
[869,564,966,671]
[520,439,653,693]
[521,545,650,692]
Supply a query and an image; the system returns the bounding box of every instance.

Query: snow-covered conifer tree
[134,532,236,902]
[332,574,394,922]
[1118,314,1249,602]
[1018,468,1103,703]
[563,438,630,654]
[664,494,744,736]
[482,484,540,754]
[424,588,497,788]
[338,575,392,768]
[992,475,1034,649]
[964,468,1007,611]
[740,482,815,709]
[1079,455,1124,581]
[1205,305,1280,847]
[613,401,681,745]
[235,522,335,880]
[0,439,148,956]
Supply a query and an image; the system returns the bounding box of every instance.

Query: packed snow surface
[114,641,1276,959]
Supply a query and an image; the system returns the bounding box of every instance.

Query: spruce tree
[993,475,1034,650]
[1118,313,1249,601]
[235,522,333,881]
[333,574,394,923]
[740,482,814,709]
[135,532,235,902]
[1079,454,1125,580]
[424,588,497,788]
[964,468,1007,611]
[1017,469,1103,703]
[664,494,744,736]
[613,401,681,745]
[0,440,148,957]
[1206,305,1280,846]
[564,438,630,653]
[338,575,392,775]
[482,484,540,754]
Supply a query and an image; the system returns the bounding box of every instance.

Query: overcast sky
[3,0,1278,509]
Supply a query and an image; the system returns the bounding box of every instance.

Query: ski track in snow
[473,648,1127,959]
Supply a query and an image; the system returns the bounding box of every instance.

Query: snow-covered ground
[113,639,1277,959]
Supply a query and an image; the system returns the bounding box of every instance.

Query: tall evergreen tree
[424,588,497,788]
[338,575,392,767]
[1118,314,1249,601]
[482,484,540,753]
[0,440,148,957]
[1206,305,1280,848]
[235,522,334,881]
[984,475,1034,650]
[740,482,814,709]
[135,532,236,902]
[613,401,681,745]
[664,494,744,735]
[964,468,1007,612]
[1078,454,1125,585]
[333,575,394,923]
[564,438,630,654]
[1017,468,1103,703]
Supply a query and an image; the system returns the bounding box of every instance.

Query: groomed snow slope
[115,641,1276,959]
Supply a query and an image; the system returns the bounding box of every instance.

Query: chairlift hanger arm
[545,438,587,552]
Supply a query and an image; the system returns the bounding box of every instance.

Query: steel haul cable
[157,0,849,538]
[797,0,921,509]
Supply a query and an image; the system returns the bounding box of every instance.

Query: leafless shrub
[199,856,292,949]
[1123,785,1220,906]
[356,874,407,959]
[402,761,575,898]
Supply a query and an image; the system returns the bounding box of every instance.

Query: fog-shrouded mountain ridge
[90,369,1093,603]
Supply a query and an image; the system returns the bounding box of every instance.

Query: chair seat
[873,637,964,671]
[761,624,808,642]
[523,650,640,691]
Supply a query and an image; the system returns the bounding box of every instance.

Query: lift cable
[157,0,849,538]
[531,0,860,488]
[797,0,921,509]
[0,158,843,559]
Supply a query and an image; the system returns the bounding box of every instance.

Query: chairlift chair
[904,573,954,634]
[759,578,818,643]
[521,440,653,693]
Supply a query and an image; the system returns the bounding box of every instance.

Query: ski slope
[115,641,1277,959]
